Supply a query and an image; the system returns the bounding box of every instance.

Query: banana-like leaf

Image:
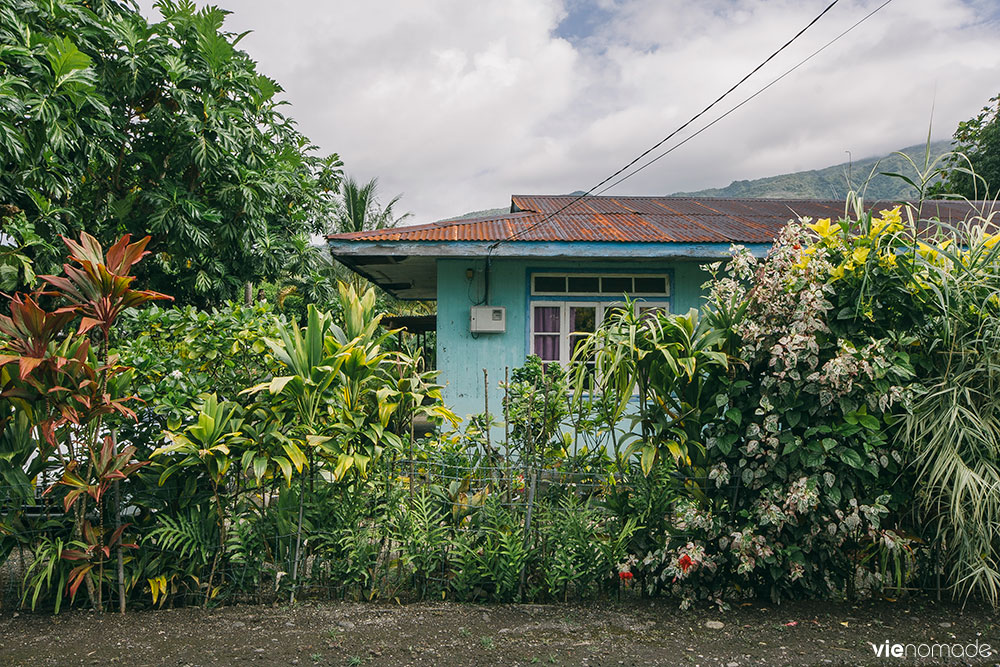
[269,375,295,394]
[640,443,657,477]
[282,441,307,472]
[333,453,354,481]
[274,456,293,485]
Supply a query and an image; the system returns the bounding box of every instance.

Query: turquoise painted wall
[436,257,710,422]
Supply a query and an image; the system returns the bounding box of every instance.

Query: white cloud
[138,0,1000,222]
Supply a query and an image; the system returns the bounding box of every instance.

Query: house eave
[327,240,770,301]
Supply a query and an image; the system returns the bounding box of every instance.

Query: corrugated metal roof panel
[328,196,998,245]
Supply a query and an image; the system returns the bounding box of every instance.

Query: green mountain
[438,192,588,222]
[670,141,952,200]
[437,206,509,222]
[440,143,954,223]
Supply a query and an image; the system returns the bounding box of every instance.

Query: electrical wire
[594,0,896,196]
[486,0,844,253]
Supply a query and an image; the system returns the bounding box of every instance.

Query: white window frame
[529,299,671,367]
[531,272,671,298]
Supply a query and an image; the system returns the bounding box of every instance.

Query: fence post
[503,366,510,505]
[409,396,415,504]
[935,540,941,602]
[18,545,25,605]
[518,466,537,601]
[483,368,490,455]
[290,479,305,604]
[518,382,539,601]
[113,429,125,614]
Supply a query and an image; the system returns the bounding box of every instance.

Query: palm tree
[271,236,337,313]
[333,175,412,234]
[331,175,412,294]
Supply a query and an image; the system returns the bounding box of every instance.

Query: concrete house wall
[436,256,712,421]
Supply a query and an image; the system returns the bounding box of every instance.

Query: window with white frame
[529,273,670,366]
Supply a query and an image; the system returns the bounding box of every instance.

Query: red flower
[678,554,694,573]
[619,571,633,582]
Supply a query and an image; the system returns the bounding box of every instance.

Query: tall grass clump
[900,216,1000,605]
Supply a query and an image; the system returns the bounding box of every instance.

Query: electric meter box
[470,306,506,333]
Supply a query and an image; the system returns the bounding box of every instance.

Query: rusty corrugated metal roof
[327,196,998,245]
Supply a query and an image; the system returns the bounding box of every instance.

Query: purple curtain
[533,306,561,361]
[534,306,560,332]
[534,335,559,361]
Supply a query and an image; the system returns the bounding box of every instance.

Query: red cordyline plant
[0,231,170,612]
[40,232,170,340]
[0,293,76,381]
[0,294,109,457]
[47,434,148,604]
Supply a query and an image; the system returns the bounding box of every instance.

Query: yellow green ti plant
[569,302,729,484]
[636,309,730,504]
[243,283,411,482]
[242,301,342,603]
[243,304,339,482]
[322,282,410,480]
[245,283,410,600]
[153,393,243,605]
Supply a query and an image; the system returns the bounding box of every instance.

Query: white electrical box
[470,305,506,333]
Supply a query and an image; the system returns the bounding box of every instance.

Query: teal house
[326,195,888,420]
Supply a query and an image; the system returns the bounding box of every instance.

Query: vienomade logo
[870,639,993,660]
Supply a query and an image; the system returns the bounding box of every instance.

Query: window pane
[533,306,561,333]
[634,276,666,294]
[570,306,596,333]
[534,275,566,293]
[600,276,632,294]
[534,335,560,361]
[567,276,599,293]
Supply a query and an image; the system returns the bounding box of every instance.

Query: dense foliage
[0,0,342,304]
[5,195,1000,613]
[934,92,1000,200]
[571,199,1000,607]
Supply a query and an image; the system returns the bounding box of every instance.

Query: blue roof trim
[327,240,772,259]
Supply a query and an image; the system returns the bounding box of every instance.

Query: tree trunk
[290,474,306,604]
[204,485,225,608]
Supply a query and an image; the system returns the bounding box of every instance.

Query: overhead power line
[487,0,846,252]
[594,0,895,196]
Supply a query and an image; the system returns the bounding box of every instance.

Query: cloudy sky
[140,0,1000,224]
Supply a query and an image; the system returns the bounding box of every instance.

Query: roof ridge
[327,197,998,244]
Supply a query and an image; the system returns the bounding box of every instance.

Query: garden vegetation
[3,191,1000,613]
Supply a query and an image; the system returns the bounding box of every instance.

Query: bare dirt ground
[1,598,998,666]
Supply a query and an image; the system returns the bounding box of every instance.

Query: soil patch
[1,598,998,666]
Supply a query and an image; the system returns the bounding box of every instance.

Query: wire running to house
[593,0,895,196]
[485,0,843,253]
